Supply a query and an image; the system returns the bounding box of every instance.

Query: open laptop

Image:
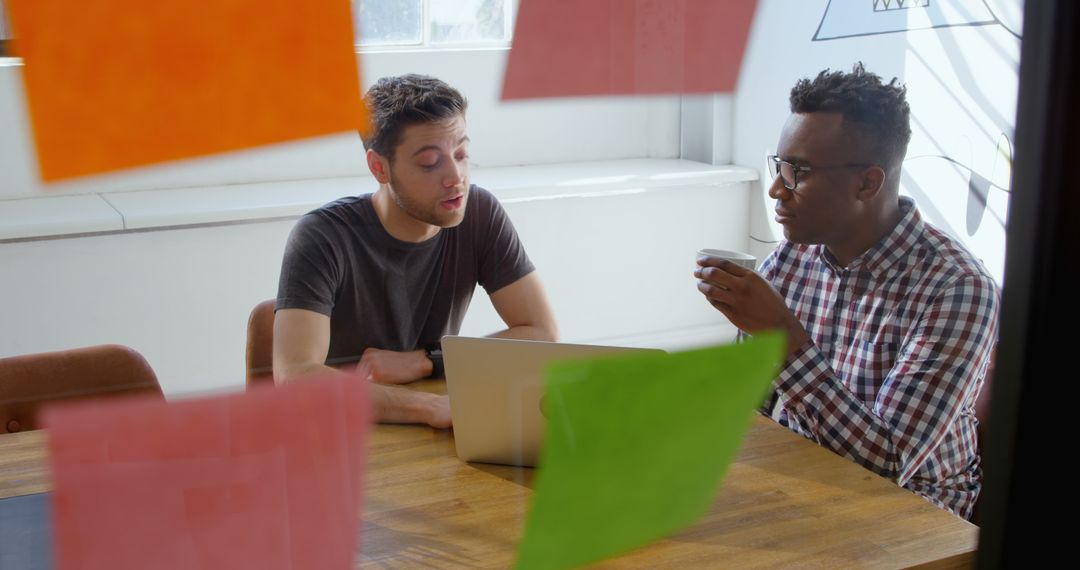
[443,336,663,467]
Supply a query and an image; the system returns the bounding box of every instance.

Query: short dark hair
[789,62,911,174]
[361,74,468,160]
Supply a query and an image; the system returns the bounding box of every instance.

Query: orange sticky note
[502,0,758,100]
[7,0,366,181]
[42,373,371,570]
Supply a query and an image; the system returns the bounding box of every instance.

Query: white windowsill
[0,159,757,241]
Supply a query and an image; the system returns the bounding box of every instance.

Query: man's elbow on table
[488,272,559,343]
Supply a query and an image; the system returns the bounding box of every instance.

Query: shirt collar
[815,197,923,278]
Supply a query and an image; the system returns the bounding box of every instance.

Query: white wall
[0,46,700,396]
[0,49,680,199]
[3,0,1022,397]
[0,221,291,395]
[679,94,734,165]
[465,178,752,348]
[0,168,752,396]
[734,0,1021,282]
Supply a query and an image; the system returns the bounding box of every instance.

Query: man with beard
[274,74,557,429]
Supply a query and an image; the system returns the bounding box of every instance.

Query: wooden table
[0,382,977,569]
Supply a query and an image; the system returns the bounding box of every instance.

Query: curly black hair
[361,74,468,160]
[790,62,911,174]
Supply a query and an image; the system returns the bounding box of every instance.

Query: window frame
[354,0,517,51]
[0,0,518,59]
[0,0,12,57]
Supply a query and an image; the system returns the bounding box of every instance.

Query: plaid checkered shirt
[757,197,999,520]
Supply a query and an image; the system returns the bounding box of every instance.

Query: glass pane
[430,0,508,44]
[354,0,422,46]
[1,0,10,40]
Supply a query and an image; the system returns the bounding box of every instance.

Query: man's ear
[367,149,391,184]
[856,165,887,201]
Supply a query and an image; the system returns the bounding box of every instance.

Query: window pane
[1,0,10,40]
[0,0,11,57]
[430,0,508,44]
[354,0,422,46]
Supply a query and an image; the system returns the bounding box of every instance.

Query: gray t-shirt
[276,185,534,365]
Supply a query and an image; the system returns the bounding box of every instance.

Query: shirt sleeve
[751,247,782,415]
[276,213,341,316]
[474,188,535,294]
[773,273,999,486]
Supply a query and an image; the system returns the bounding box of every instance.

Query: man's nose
[443,161,465,188]
[767,173,790,200]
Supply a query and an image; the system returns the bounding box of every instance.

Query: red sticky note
[42,373,371,570]
[7,0,366,181]
[502,0,758,100]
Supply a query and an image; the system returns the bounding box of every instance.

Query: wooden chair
[0,344,162,433]
[245,299,277,388]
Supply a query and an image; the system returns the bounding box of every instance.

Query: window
[354,0,514,48]
[0,0,11,57]
[0,1,514,57]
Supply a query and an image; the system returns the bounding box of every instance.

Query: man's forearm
[488,324,558,342]
[773,340,908,479]
[372,383,450,428]
[362,348,431,384]
[274,362,347,385]
[275,362,449,428]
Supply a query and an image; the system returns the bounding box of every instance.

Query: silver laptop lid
[443,336,663,467]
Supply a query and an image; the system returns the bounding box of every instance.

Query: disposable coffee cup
[696,248,757,270]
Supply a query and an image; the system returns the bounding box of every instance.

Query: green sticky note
[515,332,786,570]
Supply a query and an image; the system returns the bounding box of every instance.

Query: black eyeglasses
[767,155,874,191]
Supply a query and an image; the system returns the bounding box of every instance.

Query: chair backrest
[0,344,162,433]
[246,299,277,388]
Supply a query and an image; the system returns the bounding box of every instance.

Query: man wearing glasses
[695,63,998,520]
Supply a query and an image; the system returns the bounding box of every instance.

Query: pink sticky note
[42,373,371,570]
[502,0,759,100]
